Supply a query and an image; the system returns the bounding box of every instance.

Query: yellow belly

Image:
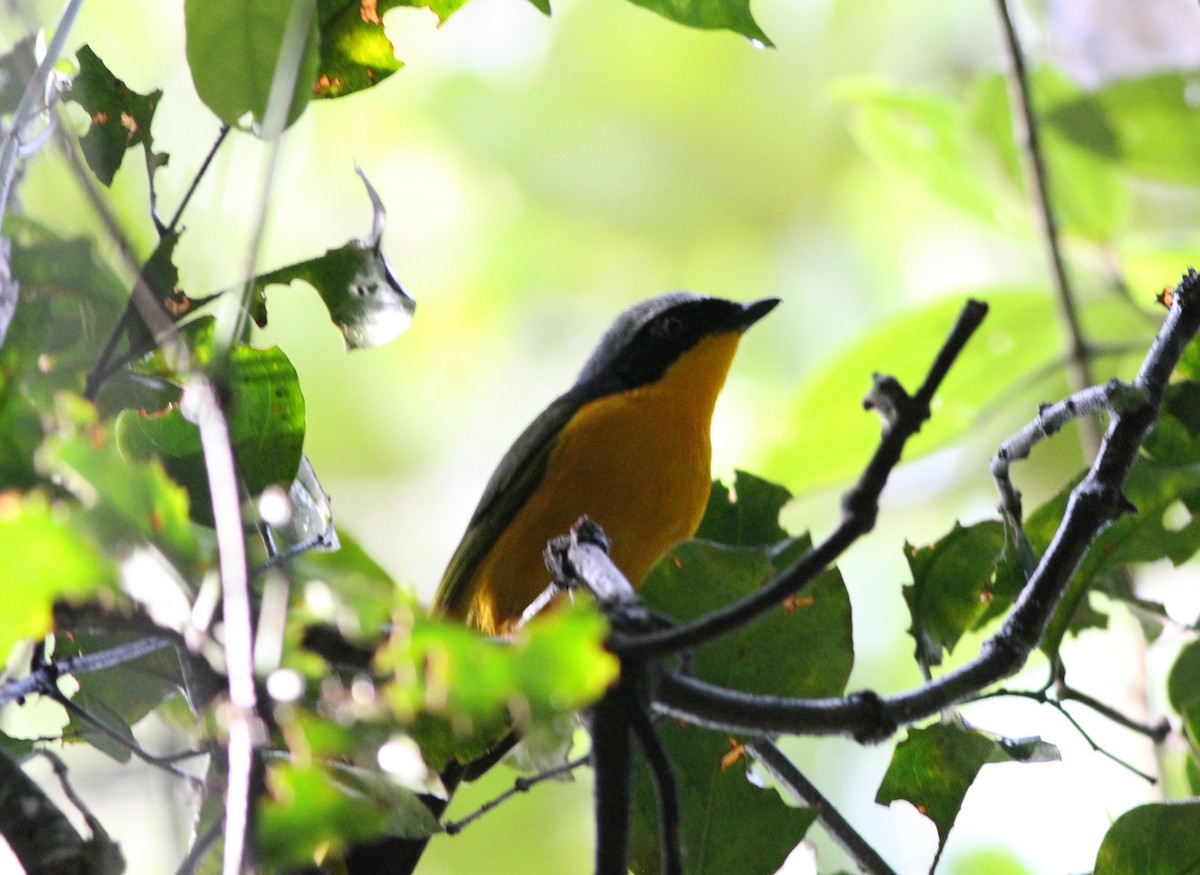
[461,331,742,634]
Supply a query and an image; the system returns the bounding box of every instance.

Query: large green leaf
[1094,800,1200,874]
[39,397,199,576]
[758,291,1060,492]
[628,723,816,875]
[185,0,320,129]
[65,46,162,186]
[630,472,848,875]
[1047,72,1200,187]
[0,492,116,661]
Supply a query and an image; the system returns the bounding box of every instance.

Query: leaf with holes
[66,46,162,186]
[252,240,414,349]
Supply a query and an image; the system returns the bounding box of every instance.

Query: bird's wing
[433,392,585,617]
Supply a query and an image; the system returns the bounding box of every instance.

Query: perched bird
[347,292,777,875]
[434,291,779,633]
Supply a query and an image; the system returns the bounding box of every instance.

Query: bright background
[6,0,1200,872]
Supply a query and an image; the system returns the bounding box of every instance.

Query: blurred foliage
[3,0,1200,874]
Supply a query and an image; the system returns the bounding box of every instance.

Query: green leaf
[258,760,440,868]
[1167,640,1200,714]
[1144,382,1200,466]
[844,81,1020,225]
[631,474,846,875]
[1047,72,1200,187]
[185,0,321,129]
[252,239,415,350]
[0,492,116,661]
[629,726,815,875]
[38,398,199,575]
[1094,800,1200,874]
[875,724,1003,860]
[378,603,618,768]
[117,323,306,520]
[314,0,469,98]
[65,46,162,187]
[902,521,1024,666]
[695,470,792,546]
[621,0,772,47]
[1027,458,1200,657]
[643,539,852,698]
[758,291,1059,492]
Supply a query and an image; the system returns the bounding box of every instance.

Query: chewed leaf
[66,46,162,186]
[252,169,415,349]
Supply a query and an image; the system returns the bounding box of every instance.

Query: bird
[433,291,779,633]
[345,292,777,875]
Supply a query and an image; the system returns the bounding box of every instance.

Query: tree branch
[651,270,1200,739]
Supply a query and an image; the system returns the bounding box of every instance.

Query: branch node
[848,690,894,744]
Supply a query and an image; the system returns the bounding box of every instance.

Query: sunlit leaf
[39,397,199,574]
[185,0,321,129]
[65,46,162,187]
[1167,639,1200,714]
[622,0,772,46]
[258,760,440,868]
[844,80,1020,225]
[1094,800,1200,874]
[378,603,617,769]
[0,492,116,661]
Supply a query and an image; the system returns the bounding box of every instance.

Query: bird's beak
[737,298,781,331]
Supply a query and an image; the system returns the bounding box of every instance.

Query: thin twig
[166,125,231,235]
[443,755,589,835]
[994,0,1098,452]
[629,707,682,875]
[748,740,898,875]
[0,637,172,707]
[0,0,83,222]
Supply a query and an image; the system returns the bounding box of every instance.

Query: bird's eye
[652,315,685,338]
